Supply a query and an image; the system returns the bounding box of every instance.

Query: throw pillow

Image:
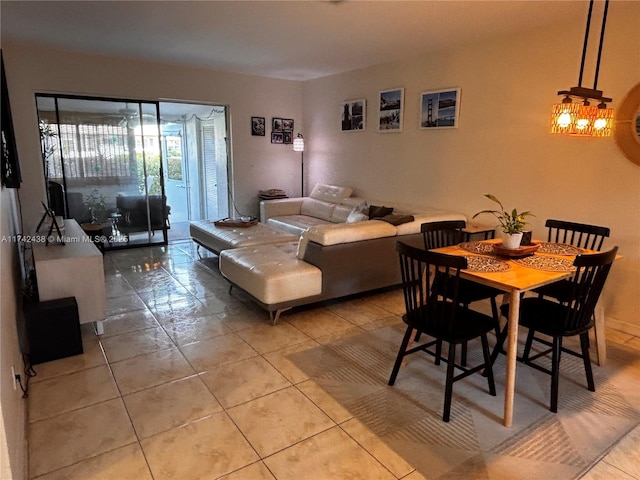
[368,205,394,219]
[346,210,369,223]
[379,214,415,226]
[354,201,369,215]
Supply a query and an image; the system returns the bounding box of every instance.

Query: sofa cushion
[346,210,368,223]
[309,183,353,203]
[266,215,332,236]
[394,211,467,235]
[330,204,353,223]
[220,242,322,305]
[300,198,335,221]
[305,220,397,246]
[368,205,394,219]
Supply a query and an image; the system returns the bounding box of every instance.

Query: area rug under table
[288,324,640,480]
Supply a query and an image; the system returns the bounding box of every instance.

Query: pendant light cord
[593,0,609,90]
[577,0,594,88]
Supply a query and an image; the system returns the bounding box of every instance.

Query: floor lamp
[293,133,304,196]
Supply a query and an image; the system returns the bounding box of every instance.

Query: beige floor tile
[110,347,196,395]
[217,461,276,480]
[366,289,406,315]
[227,386,335,457]
[200,356,291,408]
[141,412,259,480]
[600,424,640,478]
[179,332,258,372]
[100,309,159,337]
[105,293,147,316]
[30,339,107,383]
[314,325,366,345]
[124,375,223,439]
[341,417,416,478]
[286,307,357,338]
[262,339,321,384]
[100,326,175,363]
[33,443,152,480]
[402,470,429,480]
[29,365,119,422]
[579,460,636,480]
[236,322,311,354]
[160,313,230,345]
[296,379,353,423]
[217,305,274,331]
[263,426,396,480]
[327,297,396,326]
[29,398,137,478]
[626,336,640,352]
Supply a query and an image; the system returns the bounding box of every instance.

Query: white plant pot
[502,232,523,249]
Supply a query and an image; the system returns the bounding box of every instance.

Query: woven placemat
[459,241,495,255]
[537,242,584,256]
[464,255,510,272]
[513,255,576,272]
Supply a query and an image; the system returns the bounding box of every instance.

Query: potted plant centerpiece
[473,194,534,249]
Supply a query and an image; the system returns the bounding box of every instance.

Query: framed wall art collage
[251,116,295,144]
[340,87,461,133]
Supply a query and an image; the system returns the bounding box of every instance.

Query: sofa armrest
[260,198,304,222]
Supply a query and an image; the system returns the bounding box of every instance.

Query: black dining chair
[533,219,610,302]
[421,221,503,365]
[502,246,618,412]
[388,242,496,422]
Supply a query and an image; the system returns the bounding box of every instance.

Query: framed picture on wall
[419,88,461,129]
[272,117,283,132]
[341,99,365,131]
[378,88,404,132]
[271,132,284,144]
[283,131,293,144]
[282,118,294,131]
[251,116,265,136]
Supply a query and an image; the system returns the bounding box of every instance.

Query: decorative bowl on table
[493,241,540,258]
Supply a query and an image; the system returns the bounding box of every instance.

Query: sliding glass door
[36,95,168,249]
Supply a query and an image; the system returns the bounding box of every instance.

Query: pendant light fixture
[550,0,614,137]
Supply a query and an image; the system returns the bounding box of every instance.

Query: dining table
[432,238,604,427]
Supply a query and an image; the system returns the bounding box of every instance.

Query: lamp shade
[293,136,304,152]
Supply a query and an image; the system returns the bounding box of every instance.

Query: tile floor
[26,241,640,480]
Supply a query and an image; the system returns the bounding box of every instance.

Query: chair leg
[460,342,468,367]
[550,336,562,413]
[490,297,500,337]
[522,328,536,363]
[443,343,457,422]
[481,334,496,396]
[490,324,508,365]
[435,339,442,365]
[388,326,413,386]
[580,332,596,392]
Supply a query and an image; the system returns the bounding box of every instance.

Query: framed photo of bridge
[419,88,460,129]
[377,88,404,132]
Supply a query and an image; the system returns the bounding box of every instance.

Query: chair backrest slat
[545,219,610,251]
[564,246,618,332]
[421,220,466,250]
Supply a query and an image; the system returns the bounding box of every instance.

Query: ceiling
[0,0,583,81]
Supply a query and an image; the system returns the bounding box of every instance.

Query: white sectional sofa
[215,184,466,323]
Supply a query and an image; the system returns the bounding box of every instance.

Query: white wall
[0,187,27,480]
[301,2,640,333]
[1,41,304,227]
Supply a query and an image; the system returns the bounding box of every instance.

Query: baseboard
[607,318,640,338]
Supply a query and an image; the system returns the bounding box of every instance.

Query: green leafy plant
[472,194,534,234]
[84,189,107,224]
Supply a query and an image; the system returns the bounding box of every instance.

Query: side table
[461,223,496,241]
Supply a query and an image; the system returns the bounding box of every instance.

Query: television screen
[1,49,22,188]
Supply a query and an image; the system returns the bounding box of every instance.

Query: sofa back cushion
[301,198,335,221]
[330,204,353,223]
[309,183,353,203]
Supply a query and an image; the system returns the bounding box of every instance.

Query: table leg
[593,302,607,366]
[504,289,521,427]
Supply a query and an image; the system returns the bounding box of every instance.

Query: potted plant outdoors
[472,194,534,249]
[84,189,107,225]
